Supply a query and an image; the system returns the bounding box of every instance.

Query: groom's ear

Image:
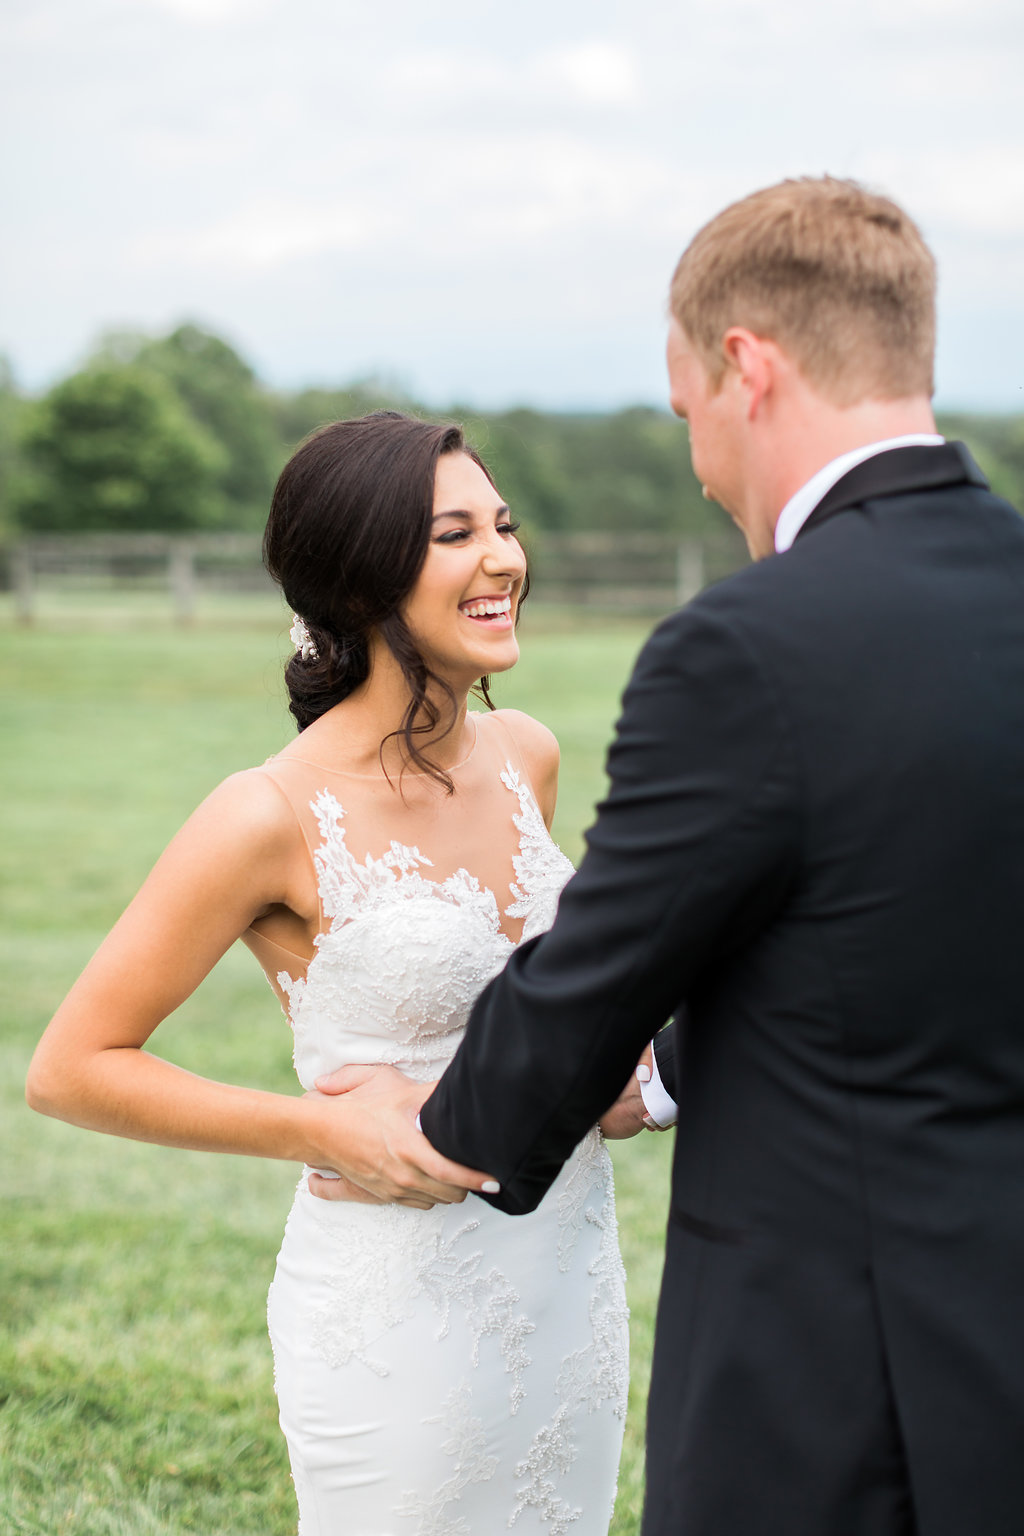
[720,327,778,421]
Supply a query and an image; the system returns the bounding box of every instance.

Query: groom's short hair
[669,176,936,406]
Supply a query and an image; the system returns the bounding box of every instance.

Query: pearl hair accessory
[289,614,319,661]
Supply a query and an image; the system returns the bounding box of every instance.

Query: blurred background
[2,1,1022,1531]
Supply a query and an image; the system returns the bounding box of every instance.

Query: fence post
[169,541,196,625]
[12,544,34,624]
[675,539,704,606]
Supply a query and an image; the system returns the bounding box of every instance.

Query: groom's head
[669,176,936,407]
[666,177,938,557]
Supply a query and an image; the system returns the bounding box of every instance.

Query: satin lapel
[795,442,989,543]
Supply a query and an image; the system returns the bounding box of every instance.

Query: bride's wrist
[291,1087,353,1176]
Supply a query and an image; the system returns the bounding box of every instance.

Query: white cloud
[382,38,640,113]
[537,42,640,106]
[866,145,1024,237]
[679,0,1018,22]
[129,200,394,269]
[138,0,274,20]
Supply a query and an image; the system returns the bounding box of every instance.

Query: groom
[323,178,1024,1533]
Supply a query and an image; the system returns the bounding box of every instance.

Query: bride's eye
[435,529,470,545]
[498,521,521,536]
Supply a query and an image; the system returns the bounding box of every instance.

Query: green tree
[98,324,281,528]
[0,355,27,540]
[15,363,226,532]
[269,378,414,452]
[938,413,1024,513]
[462,409,575,535]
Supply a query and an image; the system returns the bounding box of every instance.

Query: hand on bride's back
[302,1063,496,1210]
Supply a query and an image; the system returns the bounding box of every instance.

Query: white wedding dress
[245,715,629,1536]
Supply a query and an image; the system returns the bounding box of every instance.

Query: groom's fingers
[303,1063,500,1205]
[364,1127,497,1206]
[401,1114,499,1200]
[379,1140,491,1206]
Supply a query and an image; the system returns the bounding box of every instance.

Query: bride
[27,412,630,1534]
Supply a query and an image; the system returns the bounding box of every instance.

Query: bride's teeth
[461,597,511,618]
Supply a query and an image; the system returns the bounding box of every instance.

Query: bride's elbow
[25,1040,75,1119]
[26,1057,55,1117]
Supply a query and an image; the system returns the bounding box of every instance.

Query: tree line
[1,324,1022,546]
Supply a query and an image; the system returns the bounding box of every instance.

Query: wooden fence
[5,533,275,624]
[529,530,745,611]
[3,528,747,623]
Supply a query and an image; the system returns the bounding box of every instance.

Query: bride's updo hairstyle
[263,411,524,789]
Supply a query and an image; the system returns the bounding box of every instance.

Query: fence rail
[3,528,747,623]
[6,533,275,624]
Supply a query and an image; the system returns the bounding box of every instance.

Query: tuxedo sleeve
[419,601,800,1213]
[652,1014,683,1103]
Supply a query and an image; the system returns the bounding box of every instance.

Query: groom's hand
[598,1043,660,1138]
[303,1063,499,1210]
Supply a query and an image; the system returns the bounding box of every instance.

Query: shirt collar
[774,434,945,553]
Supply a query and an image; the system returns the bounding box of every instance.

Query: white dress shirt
[638,432,945,1129]
[773,434,944,553]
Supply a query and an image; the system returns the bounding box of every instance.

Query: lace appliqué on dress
[279,788,514,1085]
[501,765,576,942]
[555,1179,630,1423]
[418,1216,535,1414]
[310,790,495,931]
[510,1404,582,1534]
[509,1144,629,1532]
[306,1201,446,1377]
[557,1128,607,1273]
[305,1197,534,1410]
[396,1383,500,1536]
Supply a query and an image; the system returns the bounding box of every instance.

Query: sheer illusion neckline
[271,712,481,780]
[306,759,542,950]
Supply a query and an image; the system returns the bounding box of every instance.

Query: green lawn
[0,602,673,1535]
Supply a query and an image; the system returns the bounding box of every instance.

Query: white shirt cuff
[639,1048,678,1128]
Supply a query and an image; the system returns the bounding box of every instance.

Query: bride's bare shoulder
[177,764,301,859]
[490,708,558,765]
[114,764,311,943]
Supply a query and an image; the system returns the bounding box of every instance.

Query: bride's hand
[302,1064,499,1211]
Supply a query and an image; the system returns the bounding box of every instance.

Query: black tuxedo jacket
[420,444,1024,1535]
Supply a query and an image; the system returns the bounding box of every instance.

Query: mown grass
[0,601,673,1534]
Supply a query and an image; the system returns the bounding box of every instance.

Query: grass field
[0,601,674,1535]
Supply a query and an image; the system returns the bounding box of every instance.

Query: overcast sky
[2,0,1022,412]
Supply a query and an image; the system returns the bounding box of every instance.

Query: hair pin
[289,614,319,661]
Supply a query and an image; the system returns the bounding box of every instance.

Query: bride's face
[401,452,527,689]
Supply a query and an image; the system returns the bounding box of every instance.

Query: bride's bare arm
[25,772,490,1208]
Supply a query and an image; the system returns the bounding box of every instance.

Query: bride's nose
[481,533,527,580]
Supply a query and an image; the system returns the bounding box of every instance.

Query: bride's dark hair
[263,411,526,789]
